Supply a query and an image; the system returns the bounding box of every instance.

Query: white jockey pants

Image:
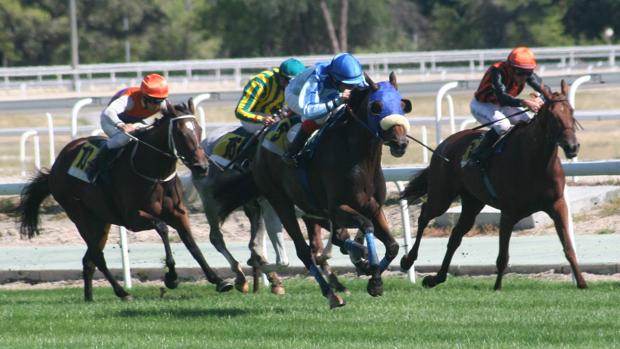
[469,98,532,136]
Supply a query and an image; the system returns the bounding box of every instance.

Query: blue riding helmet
[327,53,368,88]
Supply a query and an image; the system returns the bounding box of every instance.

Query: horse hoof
[400,256,413,271]
[367,278,384,297]
[164,275,179,290]
[354,260,371,276]
[236,280,249,293]
[328,293,346,309]
[422,276,436,288]
[216,281,234,293]
[271,284,286,295]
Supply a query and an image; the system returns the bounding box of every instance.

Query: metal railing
[2,45,618,91]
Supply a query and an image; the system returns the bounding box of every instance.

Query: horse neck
[520,111,559,171]
[344,112,383,166]
[132,123,177,177]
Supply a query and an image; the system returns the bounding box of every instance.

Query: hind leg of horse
[546,198,588,289]
[153,220,179,289]
[266,196,344,308]
[259,198,289,266]
[401,187,459,271]
[303,218,348,294]
[167,214,233,293]
[423,193,485,288]
[493,214,517,290]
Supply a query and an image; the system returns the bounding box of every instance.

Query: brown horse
[15,100,233,301]
[215,73,412,308]
[400,80,587,290]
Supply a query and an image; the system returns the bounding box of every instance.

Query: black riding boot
[467,129,500,169]
[282,129,310,166]
[86,143,114,182]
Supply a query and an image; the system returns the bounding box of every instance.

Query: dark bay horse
[16,100,233,301]
[215,73,412,308]
[400,80,587,290]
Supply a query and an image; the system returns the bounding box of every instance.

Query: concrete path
[1,234,618,283]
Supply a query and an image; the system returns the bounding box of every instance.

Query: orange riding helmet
[140,73,169,99]
[507,47,537,70]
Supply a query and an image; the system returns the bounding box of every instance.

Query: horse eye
[370,101,383,115]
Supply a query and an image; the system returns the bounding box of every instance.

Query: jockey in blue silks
[283,52,368,165]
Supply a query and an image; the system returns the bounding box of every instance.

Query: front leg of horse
[169,216,233,293]
[153,220,179,289]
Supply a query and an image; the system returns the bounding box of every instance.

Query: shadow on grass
[117,307,272,318]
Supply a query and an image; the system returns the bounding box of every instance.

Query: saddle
[68,139,122,184]
[209,126,255,169]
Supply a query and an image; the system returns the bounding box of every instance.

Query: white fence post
[118,226,132,289]
[435,81,459,145]
[45,113,55,166]
[20,130,41,176]
[193,93,212,141]
[71,98,93,139]
[568,75,591,182]
[395,181,415,283]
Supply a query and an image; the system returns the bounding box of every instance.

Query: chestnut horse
[400,81,587,290]
[215,73,412,308]
[15,100,233,301]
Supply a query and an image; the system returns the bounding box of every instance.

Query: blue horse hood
[367,81,411,136]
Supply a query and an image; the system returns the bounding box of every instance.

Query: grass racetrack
[0,276,618,348]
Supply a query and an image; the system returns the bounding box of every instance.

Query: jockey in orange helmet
[86,73,169,182]
[467,46,547,168]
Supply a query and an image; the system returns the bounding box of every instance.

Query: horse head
[355,72,411,157]
[540,80,580,159]
[161,98,209,177]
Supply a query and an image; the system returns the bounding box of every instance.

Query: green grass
[0,276,618,348]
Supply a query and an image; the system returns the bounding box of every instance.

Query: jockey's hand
[522,98,543,113]
[262,116,276,126]
[118,123,136,134]
[340,89,352,102]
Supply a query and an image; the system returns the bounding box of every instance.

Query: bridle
[129,114,200,183]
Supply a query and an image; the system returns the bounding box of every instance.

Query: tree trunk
[339,0,348,52]
[319,0,340,53]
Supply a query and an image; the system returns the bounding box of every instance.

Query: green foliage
[1,0,618,65]
[0,277,618,348]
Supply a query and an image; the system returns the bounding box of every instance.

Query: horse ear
[401,99,412,113]
[540,82,552,101]
[188,97,196,115]
[560,79,569,96]
[364,72,379,91]
[163,100,174,117]
[389,71,398,90]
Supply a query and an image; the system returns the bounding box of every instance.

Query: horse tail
[400,168,429,203]
[212,169,259,221]
[14,170,51,238]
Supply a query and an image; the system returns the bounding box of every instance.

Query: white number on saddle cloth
[67,141,100,183]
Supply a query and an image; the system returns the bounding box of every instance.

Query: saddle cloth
[67,139,106,183]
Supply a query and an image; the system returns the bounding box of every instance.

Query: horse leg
[423,193,484,288]
[546,198,588,289]
[371,209,399,277]
[268,197,344,308]
[401,187,458,271]
[195,178,247,292]
[208,209,248,293]
[332,204,384,297]
[259,198,289,266]
[153,220,179,289]
[167,214,233,293]
[245,201,276,294]
[494,214,517,290]
[81,250,96,302]
[304,218,348,294]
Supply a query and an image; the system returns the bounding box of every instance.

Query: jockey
[236,58,305,133]
[86,73,168,182]
[468,46,547,168]
[283,52,368,165]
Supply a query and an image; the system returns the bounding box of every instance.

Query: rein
[129,114,197,183]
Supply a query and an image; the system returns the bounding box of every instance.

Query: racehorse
[15,100,234,301]
[214,73,412,308]
[192,131,288,295]
[400,80,588,290]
